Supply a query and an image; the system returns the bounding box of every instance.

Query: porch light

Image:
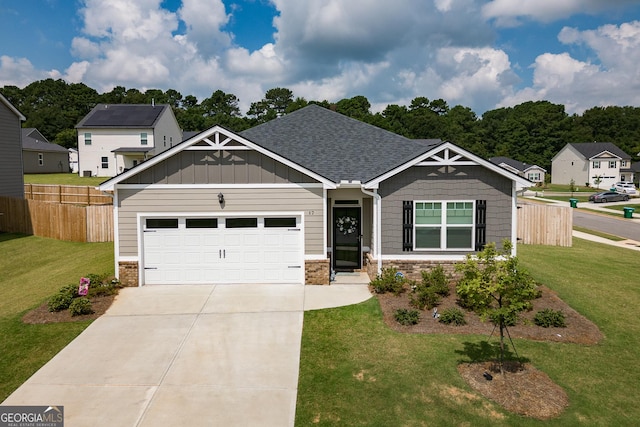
[218,193,225,204]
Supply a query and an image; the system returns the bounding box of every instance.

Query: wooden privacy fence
[517,203,572,247]
[24,184,113,205]
[0,197,113,242]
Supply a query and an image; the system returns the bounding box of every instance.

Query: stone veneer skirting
[365,254,461,282]
[118,260,331,286]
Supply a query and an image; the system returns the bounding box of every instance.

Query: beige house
[99,105,530,287]
[551,142,633,189]
[76,104,182,177]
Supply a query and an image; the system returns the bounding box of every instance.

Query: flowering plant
[78,277,90,296]
[336,216,358,235]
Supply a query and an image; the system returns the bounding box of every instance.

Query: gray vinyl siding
[117,187,324,257]
[122,149,319,185]
[378,165,513,254]
[0,103,24,198]
[23,151,70,173]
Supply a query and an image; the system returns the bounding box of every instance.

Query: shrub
[59,283,79,298]
[420,266,450,296]
[438,307,467,326]
[69,297,94,316]
[47,292,74,312]
[370,268,406,295]
[394,308,420,325]
[534,309,567,328]
[86,274,122,297]
[410,286,441,310]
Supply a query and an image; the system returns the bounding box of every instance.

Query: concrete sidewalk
[3,283,372,426]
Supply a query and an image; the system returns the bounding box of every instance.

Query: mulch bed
[22,295,116,324]
[376,284,603,419]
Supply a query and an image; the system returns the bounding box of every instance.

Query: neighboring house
[489,156,546,184]
[21,128,70,173]
[76,103,182,177]
[69,148,78,173]
[99,105,531,287]
[551,142,633,189]
[0,93,26,198]
[631,162,640,185]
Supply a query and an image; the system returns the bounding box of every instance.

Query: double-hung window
[608,160,616,169]
[84,133,92,145]
[592,161,600,169]
[414,201,474,250]
[101,156,108,169]
[140,132,148,145]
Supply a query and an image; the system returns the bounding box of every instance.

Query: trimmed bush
[420,266,450,296]
[394,308,420,326]
[534,309,567,328]
[47,292,74,312]
[69,297,94,316]
[370,268,406,295]
[438,308,467,326]
[410,286,441,310]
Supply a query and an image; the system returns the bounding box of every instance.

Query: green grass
[296,238,640,425]
[544,195,591,203]
[24,173,106,187]
[604,203,640,212]
[573,226,626,241]
[0,233,113,401]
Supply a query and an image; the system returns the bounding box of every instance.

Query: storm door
[332,206,362,270]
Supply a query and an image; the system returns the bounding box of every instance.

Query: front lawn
[296,238,640,425]
[0,233,113,401]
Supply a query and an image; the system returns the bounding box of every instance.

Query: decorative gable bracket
[415,147,477,166]
[185,130,250,151]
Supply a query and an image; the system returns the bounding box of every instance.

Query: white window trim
[38,152,43,166]
[592,160,600,169]
[413,200,475,251]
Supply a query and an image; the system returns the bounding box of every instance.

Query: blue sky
[2,0,640,116]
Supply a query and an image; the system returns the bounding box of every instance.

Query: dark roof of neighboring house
[489,156,546,173]
[76,104,168,128]
[111,147,154,153]
[630,162,640,173]
[569,142,630,159]
[240,104,442,182]
[21,128,68,153]
[182,131,201,141]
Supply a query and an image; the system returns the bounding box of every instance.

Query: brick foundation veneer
[119,259,331,286]
[118,261,139,287]
[365,254,461,282]
[305,259,330,285]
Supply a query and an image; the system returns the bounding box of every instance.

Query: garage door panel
[143,216,303,285]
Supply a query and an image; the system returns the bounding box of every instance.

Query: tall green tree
[335,95,371,121]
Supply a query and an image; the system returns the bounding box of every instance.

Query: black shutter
[403,201,413,251]
[475,200,486,251]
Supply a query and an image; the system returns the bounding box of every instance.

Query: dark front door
[333,206,362,270]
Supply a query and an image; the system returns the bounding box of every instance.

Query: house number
[307,210,315,215]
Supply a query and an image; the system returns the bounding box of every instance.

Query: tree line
[2,78,640,171]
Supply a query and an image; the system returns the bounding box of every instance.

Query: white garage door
[142,216,304,285]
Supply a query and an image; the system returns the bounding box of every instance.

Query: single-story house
[489,156,546,184]
[551,142,633,189]
[22,128,70,173]
[0,93,26,198]
[99,105,531,286]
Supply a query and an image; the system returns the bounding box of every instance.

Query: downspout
[361,187,382,275]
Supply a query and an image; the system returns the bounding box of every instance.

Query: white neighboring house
[76,104,182,177]
[551,142,633,189]
[489,157,546,184]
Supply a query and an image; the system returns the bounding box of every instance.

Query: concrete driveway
[3,283,371,426]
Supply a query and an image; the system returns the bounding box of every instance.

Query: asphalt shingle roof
[21,128,68,153]
[570,142,630,159]
[240,104,441,182]
[76,104,167,128]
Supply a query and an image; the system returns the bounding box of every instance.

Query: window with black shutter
[475,200,487,251]
[403,201,413,251]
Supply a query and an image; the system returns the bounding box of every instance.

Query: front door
[333,206,362,270]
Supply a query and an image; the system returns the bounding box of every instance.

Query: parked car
[613,182,638,195]
[588,191,630,203]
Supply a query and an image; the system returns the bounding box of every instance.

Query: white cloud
[0,56,51,87]
[483,0,639,25]
[500,21,640,114]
